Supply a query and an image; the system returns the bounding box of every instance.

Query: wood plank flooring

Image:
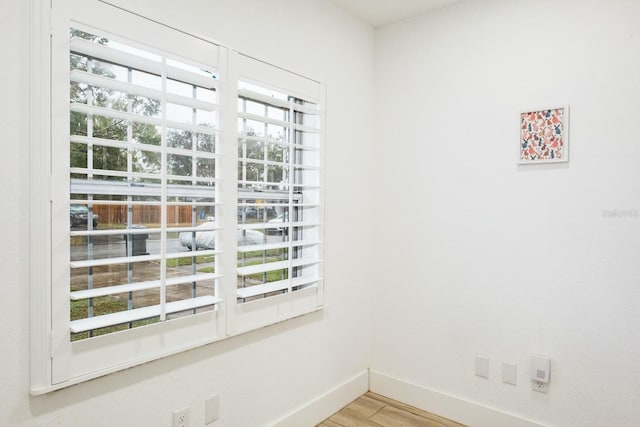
[317,392,467,427]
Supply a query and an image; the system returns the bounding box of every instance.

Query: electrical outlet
[173,407,189,427]
[532,380,549,393]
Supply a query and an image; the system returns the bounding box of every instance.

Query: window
[236,82,323,300]
[30,0,324,393]
[68,28,221,340]
[230,55,325,334]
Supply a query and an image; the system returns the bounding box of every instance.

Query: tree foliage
[70,29,161,178]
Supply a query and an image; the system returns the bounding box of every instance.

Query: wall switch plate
[502,362,517,385]
[173,407,189,427]
[475,355,490,379]
[205,394,220,424]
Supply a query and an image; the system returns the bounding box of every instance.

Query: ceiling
[330,0,464,27]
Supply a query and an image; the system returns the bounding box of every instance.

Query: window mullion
[287,100,295,293]
[159,56,168,321]
[220,49,240,334]
[126,66,134,319]
[190,84,198,303]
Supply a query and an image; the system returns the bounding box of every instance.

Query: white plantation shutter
[231,53,325,334]
[31,0,325,393]
[45,0,226,387]
[66,32,223,331]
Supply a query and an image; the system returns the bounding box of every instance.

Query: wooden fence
[92,205,195,225]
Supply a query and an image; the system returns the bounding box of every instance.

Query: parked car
[70,204,98,228]
[266,212,289,234]
[179,222,265,250]
[237,206,277,220]
[237,206,258,219]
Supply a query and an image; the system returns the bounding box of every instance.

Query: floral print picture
[519,106,569,164]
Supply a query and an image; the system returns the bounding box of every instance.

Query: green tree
[166,129,216,180]
[70,29,161,180]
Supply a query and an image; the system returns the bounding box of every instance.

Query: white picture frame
[519,105,569,164]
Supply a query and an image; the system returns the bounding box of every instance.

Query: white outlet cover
[530,354,550,383]
[502,362,517,385]
[173,407,189,427]
[205,394,220,424]
[475,355,490,379]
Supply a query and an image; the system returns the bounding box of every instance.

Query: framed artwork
[519,105,569,164]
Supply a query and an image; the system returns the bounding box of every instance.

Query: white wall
[1,1,375,425]
[373,0,640,425]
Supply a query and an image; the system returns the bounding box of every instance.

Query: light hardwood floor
[317,392,467,427]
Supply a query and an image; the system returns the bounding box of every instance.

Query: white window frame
[230,53,326,335]
[30,0,325,394]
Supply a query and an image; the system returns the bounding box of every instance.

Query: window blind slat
[237,239,321,253]
[71,70,218,112]
[69,295,222,333]
[237,221,321,231]
[70,199,219,207]
[293,123,319,133]
[167,249,221,259]
[238,88,289,109]
[237,180,291,188]
[292,164,320,170]
[237,190,298,201]
[70,249,220,269]
[70,136,218,160]
[237,202,315,208]
[236,279,289,299]
[292,143,320,151]
[69,224,219,237]
[70,253,161,269]
[238,180,319,189]
[71,37,218,90]
[70,179,218,198]
[70,103,217,136]
[70,135,161,153]
[236,277,320,299]
[236,258,320,276]
[70,273,221,300]
[71,102,162,126]
[237,89,320,114]
[70,167,217,185]
[70,227,162,237]
[238,111,288,128]
[69,168,160,181]
[69,168,219,184]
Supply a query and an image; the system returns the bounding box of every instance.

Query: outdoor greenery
[70,29,215,182]
[167,254,215,268]
[70,30,161,177]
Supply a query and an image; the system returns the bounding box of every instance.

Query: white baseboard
[369,370,544,427]
[269,370,369,427]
